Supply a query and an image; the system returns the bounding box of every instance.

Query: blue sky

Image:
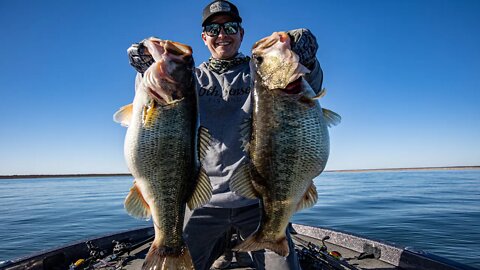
[0,0,479,175]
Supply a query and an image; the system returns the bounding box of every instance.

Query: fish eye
[254,55,263,65]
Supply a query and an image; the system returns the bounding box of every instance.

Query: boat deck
[119,232,398,270]
[3,224,474,270]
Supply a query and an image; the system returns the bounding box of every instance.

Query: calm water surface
[0,170,479,268]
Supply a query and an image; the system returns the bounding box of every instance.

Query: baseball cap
[202,0,242,26]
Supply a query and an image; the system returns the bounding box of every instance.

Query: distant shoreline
[0,173,132,179]
[325,165,480,173]
[1,166,479,179]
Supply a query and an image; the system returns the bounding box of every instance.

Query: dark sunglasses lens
[223,22,239,35]
[205,24,220,36]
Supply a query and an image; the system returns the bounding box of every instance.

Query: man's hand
[287,28,318,69]
[127,41,154,74]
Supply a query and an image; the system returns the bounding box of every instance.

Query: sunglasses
[203,22,241,37]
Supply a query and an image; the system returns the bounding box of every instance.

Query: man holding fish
[124,1,337,269]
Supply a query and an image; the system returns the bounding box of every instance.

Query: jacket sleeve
[286,28,323,94]
[304,59,323,94]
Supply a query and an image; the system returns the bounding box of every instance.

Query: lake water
[0,170,479,268]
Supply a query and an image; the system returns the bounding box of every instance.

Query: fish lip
[144,37,193,62]
[164,40,193,59]
[252,32,290,53]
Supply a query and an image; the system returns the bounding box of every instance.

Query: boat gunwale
[1,226,154,270]
[292,223,478,270]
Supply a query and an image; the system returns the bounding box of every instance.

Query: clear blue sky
[1,0,479,175]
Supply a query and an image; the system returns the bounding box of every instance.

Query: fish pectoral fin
[239,117,252,152]
[142,99,159,128]
[124,182,151,220]
[230,163,259,199]
[322,108,342,127]
[113,104,133,127]
[187,167,213,210]
[234,233,290,257]
[198,126,212,161]
[296,181,318,212]
[312,88,327,100]
[299,95,317,108]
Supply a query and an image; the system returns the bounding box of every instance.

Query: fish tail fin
[142,242,194,270]
[233,233,290,257]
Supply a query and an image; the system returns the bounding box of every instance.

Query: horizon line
[1,165,479,179]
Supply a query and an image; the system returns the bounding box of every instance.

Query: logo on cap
[210,2,231,13]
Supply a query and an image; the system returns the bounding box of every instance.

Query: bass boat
[0,224,476,270]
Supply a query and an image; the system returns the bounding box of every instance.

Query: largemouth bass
[231,32,340,257]
[114,37,212,270]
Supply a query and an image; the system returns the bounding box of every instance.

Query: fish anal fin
[198,126,212,161]
[187,168,213,210]
[230,163,259,199]
[322,108,342,127]
[296,182,318,212]
[124,182,151,220]
[113,104,133,127]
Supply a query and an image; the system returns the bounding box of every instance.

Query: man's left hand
[287,28,318,69]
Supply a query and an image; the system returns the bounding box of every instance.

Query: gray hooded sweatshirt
[195,55,323,208]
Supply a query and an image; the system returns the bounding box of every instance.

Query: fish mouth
[163,40,193,59]
[145,38,192,60]
[251,32,309,90]
[142,38,194,105]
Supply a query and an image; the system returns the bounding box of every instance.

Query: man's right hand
[127,41,154,74]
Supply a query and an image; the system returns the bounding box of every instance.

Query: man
[128,1,323,269]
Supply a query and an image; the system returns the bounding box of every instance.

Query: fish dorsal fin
[198,126,211,161]
[312,88,327,100]
[187,167,213,210]
[113,104,133,127]
[296,181,318,212]
[239,117,252,152]
[230,163,258,199]
[322,108,342,127]
[124,181,151,220]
